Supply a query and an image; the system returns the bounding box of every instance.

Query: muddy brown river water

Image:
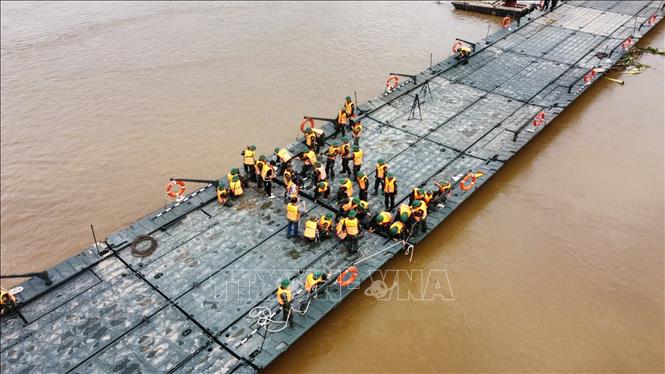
[1,2,663,372]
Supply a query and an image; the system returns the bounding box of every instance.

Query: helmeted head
[356,170,365,178]
[341,136,349,143]
[418,188,424,194]
[314,270,323,278]
[387,172,394,178]
[250,145,256,150]
[280,279,290,288]
[411,200,422,208]
[317,182,327,189]
[400,212,409,222]
[232,175,239,182]
[325,213,333,220]
[353,145,360,152]
[305,127,312,133]
[378,159,385,165]
[340,178,348,185]
[217,182,227,190]
[390,226,399,236]
[259,155,267,161]
[345,96,352,102]
[374,214,385,223]
[352,197,360,204]
[348,210,357,218]
[274,147,280,153]
[231,168,239,174]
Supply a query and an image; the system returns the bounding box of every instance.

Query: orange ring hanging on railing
[166,180,186,199]
[452,41,462,53]
[583,70,596,85]
[300,117,315,133]
[337,266,359,287]
[622,37,633,50]
[386,75,400,91]
[502,17,512,28]
[459,172,477,191]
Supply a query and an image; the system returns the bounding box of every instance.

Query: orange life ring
[502,17,511,28]
[386,75,399,91]
[648,14,657,25]
[459,172,477,191]
[452,41,462,53]
[300,117,315,133]
[337,266,359,287]
[533,111,545,126]
[622,37,633,50]
[583,70,596,85]
[166,180,186,199]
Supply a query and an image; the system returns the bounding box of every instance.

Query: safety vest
[304,220,318,239]
[283,170,293,185]
[357,175,368,190]
[412,188,424,201]
[344,101,354,116]
[352,122,362,136]
[306,132,317,147]
[0,289,16,305]
[337,110,348,125]
[390,221,404,234]
[276,287,292,305]
[317,181,329,193]
[438,182,451,193]
[316,165,327,181]
[399,204,411,219]
[353,150,363,166]
[344,217,359,236]
[304,150,317,165]
[413,204,428,221]
[341,179,353,197]
[384,177,396,194]
[341,143,351,159]
[217,188,229,204]
[305,273,324,292]
[376,212,393,226]
[357,200,369,212]
[342,197,357,212]
[318,216,332,230]
[376,164,388,179]
[226,173,234,185]
[459,46,472,55]
[423,191,433,205]
[327,146,338,160]
[276,148,292,162]
[230,179,243,196]
[255,160,266,175]
[286,203,300,222]
[261,164,273,180]
[243,149,255,165]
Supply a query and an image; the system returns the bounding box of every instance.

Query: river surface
[1,2,663,372]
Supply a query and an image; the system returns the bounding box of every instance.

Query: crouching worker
[305,270,328,296]
[216,181,230,205]
[303,216,319,242]
[276,279,293,326]
[318,213,334,240]
[455,44,472,65]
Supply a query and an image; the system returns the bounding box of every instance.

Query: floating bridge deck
[1,2,663,372]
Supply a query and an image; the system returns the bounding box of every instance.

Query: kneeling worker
[217,182,230,205]
[305,270,329,295]
[318,213,334,240]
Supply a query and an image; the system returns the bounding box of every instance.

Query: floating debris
[613,46,665,75]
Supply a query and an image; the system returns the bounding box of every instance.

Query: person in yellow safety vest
[337,210,360,254]
[398,203,412,226]
[325,142,339,180]
[314,161,327,183]
[318,213,334,239]
[273,147,293,176]
[337,177,354,203]
[303,216,319,241]
[304,127,319,152]
[373,159,389,195]
[371,211,393,232]
[340,137,352,177]
[255,155,267,189]
[344,96,355,118]
[216,181,230,205]
[389,220,406,240]
[336,107,348,136]
[356,171,369,201]
[411,199,428,233]
[230,175,244,197]
[1,288,18,316]
[456,45,472,65]
[227,168,240,186]
[276,279,293,326]
[300,149,317,180]
[241,145,256,179]
[431,180,452,210]
[422,190,434,207]
[305,270,329,295]
[283,166,294,187]
[409,187,424,204]
[356,199,369,219]
[262,160,276,199]
[286,196,306,238]
[352,145,363,176]
[340,196,359,217]
[315,181,329,200]
[383,172,397,211]
[351,119,362,144]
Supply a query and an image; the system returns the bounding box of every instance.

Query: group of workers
[276,270,329,325]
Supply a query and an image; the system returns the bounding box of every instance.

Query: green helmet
[390,226,399,235]
[353,145,360,151]
[274,147,280,153]
[232,175,239,181]
[250,145,256,150]
[352,197,360,204]
[411,200,422,207]
[374,214,384,223]
[280,279,290,287]
[418,188,424,194]
[317,182,327,189]
[217,182,227,189]
[231,168,239,174]
[356,170,365,178]
[305,127,312,133]
[348,210,357,218]
[345,96,351,101]
[314,270,323,278]
[387,172,394,178]
[325,213,333,219]
[259,155,266,161]
[400,212,409,222]
[339,178,348,185]
[341,136,349,142]
[377,159,385,165]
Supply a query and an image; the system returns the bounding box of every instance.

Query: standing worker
[337,210,361,254]
[227,168,240,186]
[383,172,398,211]
[337,177,354,202]
[276,279,293,326]
[216,182,230,205]
[336,106,348,136]
[350,119,362,145]
[241,145,257,180]
[339,137,352,177]
[344,96,355,118]
[286,197,306,238]
[352,145,363,177]
[230,175,244,197]
[262,160,276,198]
[304,127,319,152]
[356,171,369,201]
[325,142,339,180]
[314,161,327,187]
[373,159,389,195]
[255,155,267,190]
[273,147,293,176]
[300,149,317,180]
